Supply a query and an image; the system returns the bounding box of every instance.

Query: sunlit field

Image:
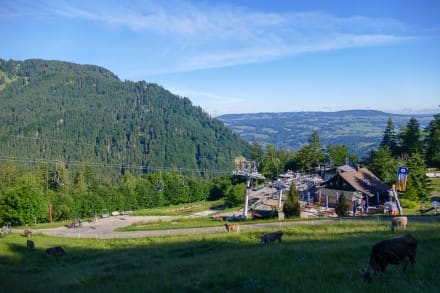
[1,220,439,292]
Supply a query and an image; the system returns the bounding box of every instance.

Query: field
[1,220,439,292]
[431,178,440,197]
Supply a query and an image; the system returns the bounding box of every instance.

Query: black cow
[46,246,66,256]
[361,234,417,282]
[260,231,283,244]
[27,240,35,250]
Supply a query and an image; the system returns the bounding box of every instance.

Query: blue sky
[1,0,439,116]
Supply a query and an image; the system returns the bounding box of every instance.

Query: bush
[224,183,246,207]
[283,183,300,218]
[335,192,349,217]
[399,198,418,209]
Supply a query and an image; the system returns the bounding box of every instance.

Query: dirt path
[17,215,340,239]
[13,212,439,239]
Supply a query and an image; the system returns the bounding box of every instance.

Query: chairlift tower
[276,178,285,209]
[232,159,265,218]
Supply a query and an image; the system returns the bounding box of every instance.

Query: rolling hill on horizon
[218,110,435,159]
[0,58,249,179]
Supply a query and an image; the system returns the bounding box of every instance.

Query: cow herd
[21,216,416,282]
[23,228,67,257]
[223,215,415,282]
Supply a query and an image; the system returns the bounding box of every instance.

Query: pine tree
[425,113,440,168]
[367,146,398,184]
[399,117,423,156]
[250,141,264,164]
[380,118,399,155]
[335,192,349,217]
[402,153,432,202]
[283,182,300,218]
[295,132,327,172]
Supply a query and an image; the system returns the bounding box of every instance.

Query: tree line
[0,160,253,225]
[1,112,438,225]
[367,114,440,206]
[250,112,440,208]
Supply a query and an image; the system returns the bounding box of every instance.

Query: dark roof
[339,167,390,197]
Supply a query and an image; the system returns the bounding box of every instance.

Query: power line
[1,134,96,147]
[0,135,236,176]
[0,156,232,176]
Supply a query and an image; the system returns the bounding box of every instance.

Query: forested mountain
[0,59,249,179]
[218,110,434,158]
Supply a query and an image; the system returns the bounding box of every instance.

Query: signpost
[394,166,409,215]
[397,167,409,192]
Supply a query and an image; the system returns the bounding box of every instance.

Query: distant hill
[218,110,435,158]
[0,59,249,177]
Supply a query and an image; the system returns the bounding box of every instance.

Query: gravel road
[14,216,361,239]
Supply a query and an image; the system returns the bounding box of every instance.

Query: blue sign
[398,167,409,175]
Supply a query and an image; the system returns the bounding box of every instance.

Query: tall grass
[1,221,439,292]
[430,178,440,195]
[132,200,226,216]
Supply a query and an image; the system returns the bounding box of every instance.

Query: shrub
[224,183,246,207]
[283,183,300,218]
[335,192,349,217]
[399,198,418,209]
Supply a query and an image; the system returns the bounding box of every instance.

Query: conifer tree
[283,182,300,218]
[335,192,349,217]
[380,118,399,156]
[424,113,440,168]
[402,153,432,202]
[399,117,423,156]
[367,146,398,184]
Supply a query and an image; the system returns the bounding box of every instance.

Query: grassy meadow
[430,178,440,196]
[1,220,439,292]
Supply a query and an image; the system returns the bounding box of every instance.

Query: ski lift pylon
[53,161,64,186]
[179,168,185,187]
[156,171,164,191]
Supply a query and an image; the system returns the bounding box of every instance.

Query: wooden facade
[320,166,390,208]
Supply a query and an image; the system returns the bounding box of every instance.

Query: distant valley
[218,110,435,158]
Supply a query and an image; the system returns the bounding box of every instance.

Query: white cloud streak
[6,0,412,74]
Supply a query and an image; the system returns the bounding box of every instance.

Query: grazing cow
[213,215,223,221]
[391,216,408,232]
[46,246,66,256]
[27,240,35,250]
[24,229,32,237]
[361,234,417,282]
[224,223,240,232]
[260,231,283,244]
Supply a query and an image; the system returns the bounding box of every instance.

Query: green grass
[115,216,311,232]
[1,221,439,292]
[132,200,227,216]
[430,178,440,195]
[115,217,221,231]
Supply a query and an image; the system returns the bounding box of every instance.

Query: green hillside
[0,59,248,178]
[218,110,434,157]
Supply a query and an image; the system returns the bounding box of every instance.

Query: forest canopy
[0,58,249,180]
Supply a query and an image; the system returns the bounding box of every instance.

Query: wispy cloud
[5,0,412,74]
